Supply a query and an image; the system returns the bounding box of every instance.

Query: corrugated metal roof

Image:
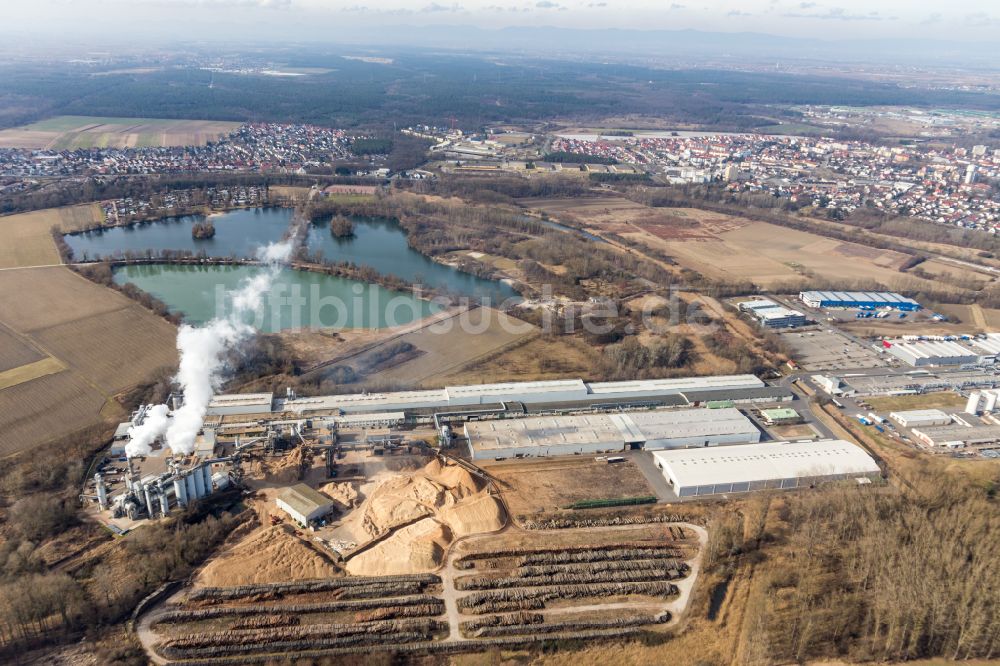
[654,440,880,488]
[276,484,333,518]
[208,393,274,407]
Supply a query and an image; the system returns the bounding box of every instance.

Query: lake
[66,207,292,260]
[113,264,441,333]
[70,207,520,303]
[306,215,519,303]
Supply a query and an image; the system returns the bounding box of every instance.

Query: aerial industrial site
[1,4,999,665]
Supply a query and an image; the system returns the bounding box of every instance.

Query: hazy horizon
[3,0,999,46]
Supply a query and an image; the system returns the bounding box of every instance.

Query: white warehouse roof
[446,379,588,404]
[207,393,274,414]
[889,409,951,427]
[274,375,766,414]
[736,299,780,312]
[587,375,763,396]
[654,439,880,491]
[969,334,1000,355]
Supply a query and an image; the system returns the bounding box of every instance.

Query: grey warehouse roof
[276,484,334,517]
[680,386,794,403]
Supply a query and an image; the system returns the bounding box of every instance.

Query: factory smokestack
[126,404,170,458]
[126,238,295,458]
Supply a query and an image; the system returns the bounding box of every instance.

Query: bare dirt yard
[0,116,240,150]
[361,307,538,387]
[484,458,655,517]
[439,335,596,385]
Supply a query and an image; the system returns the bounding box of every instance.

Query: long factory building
[654,439,881,497]
[463,407,761,460]
[207,375,791,417]
[799,290,922,311]
[881,334,1000,367]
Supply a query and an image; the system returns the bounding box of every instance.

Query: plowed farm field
[0,265,177,456]
[0,204,104,269]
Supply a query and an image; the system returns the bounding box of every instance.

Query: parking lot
[780,328,891,371]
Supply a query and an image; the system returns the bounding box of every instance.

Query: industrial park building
[653,439,881,497]
[464,407,761,460]
[260,375,768,415]
[911,423,1000,448]
[882,339,982,367]
[889,409,952,428]
[736,298,807,329]
[798,291,921,311]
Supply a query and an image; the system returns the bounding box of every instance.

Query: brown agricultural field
[0,266,177,456]
[0,357,67,391]
[0,204,103,269]
[31,306,178,393]
[0,266,125,330]
[0,370,109,457]
[0,322,44,372]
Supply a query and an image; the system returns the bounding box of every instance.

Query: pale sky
[4,0,999,43]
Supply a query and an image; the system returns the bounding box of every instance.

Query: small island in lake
[191,220,216,239]
[329,215,355,238]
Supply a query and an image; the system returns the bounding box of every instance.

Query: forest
[3,48,1000,132]
[708,471,998,665]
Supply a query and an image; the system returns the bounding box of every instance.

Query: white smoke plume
[125,404,171,457]
[125,239,294,458]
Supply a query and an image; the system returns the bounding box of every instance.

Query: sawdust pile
[343,459,504,575]
[346,518,450,575]
[320,481,359,510]
[196,524,340,587]
[248,447,308,484]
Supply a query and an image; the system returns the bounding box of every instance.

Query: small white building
[654,439,881,497]
[275,484,335,526]
[889,409,952,428]
[812,375,845,395]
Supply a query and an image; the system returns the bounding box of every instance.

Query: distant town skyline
[5,0,999,44]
